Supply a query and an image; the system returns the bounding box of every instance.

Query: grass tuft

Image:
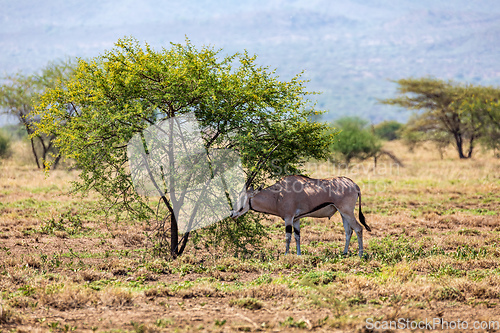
[229,297,263,310]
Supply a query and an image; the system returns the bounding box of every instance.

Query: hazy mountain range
[1,0,500,126]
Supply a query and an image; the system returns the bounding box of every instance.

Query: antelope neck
[249,197,270,215]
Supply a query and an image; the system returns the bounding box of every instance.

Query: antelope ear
[257,184,264,191]
[249,185,254,192]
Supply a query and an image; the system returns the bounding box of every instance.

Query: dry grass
[0,140,499,332]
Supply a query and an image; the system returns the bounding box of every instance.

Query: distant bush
[330,116,382,164]
[373,120,403,141]
[0,129,12,159]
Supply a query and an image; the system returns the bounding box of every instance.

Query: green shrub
[373,120,403,141]
[330,116,381,164]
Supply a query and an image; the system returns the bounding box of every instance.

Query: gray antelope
[230,175,371,258]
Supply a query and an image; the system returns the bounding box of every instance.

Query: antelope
[229,175,371,258]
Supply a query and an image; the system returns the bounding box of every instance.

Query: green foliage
[33,37,335,258]
[329,116,381,164]
[0,129,11,159]
[373,120,403,141]
[381,77,500,158]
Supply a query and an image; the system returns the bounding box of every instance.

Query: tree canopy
[33,37,335,257]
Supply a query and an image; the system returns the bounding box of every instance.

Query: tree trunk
[30,137,41,169]
[166,204,189,257]
[52,154,62,170]
[453,132,467,159]
[170,213,179,258]
[178,231,190,256]
[20,116,40,169]
[453,135,474,159]
[466,136,475,158]
[38,136,50,168]
[160,195,180,258]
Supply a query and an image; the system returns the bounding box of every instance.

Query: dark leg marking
[286,225,293,234]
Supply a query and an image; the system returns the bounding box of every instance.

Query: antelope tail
[358,192,371,232]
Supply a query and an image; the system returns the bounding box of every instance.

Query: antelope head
[229,185,263,219]
[230,144,277,218]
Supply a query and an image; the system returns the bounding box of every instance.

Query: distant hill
[1,0,500,126]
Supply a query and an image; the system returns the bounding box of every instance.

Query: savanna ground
[0,140,499,332]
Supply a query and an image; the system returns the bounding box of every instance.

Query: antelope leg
[285,221,293,255]
[343,212,364,258]
[293,218,301,255]
[341,213,353,255]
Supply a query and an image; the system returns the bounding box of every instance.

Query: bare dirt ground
[0,141,499,332]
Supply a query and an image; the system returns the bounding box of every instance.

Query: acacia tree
[0,60,75,168]
[33,37,335,258]
[381,77,500,159]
